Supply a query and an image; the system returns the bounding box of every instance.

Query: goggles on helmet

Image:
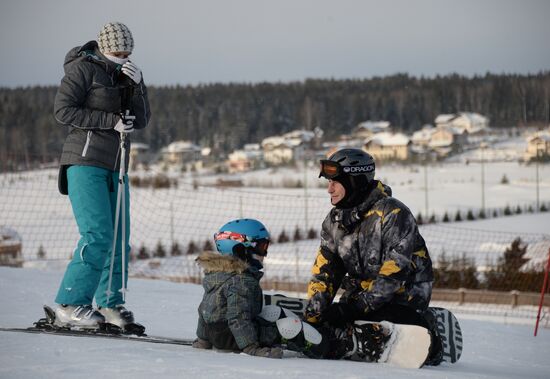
[214,231,270,256]
[319,159,375,180]
[319,160,341,179]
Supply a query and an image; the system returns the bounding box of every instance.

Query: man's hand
[121,62,142,84]
[114,114,135,134]
[243,343,283,359]
[321,302,358,327]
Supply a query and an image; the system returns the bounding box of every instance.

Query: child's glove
[191,338,212,350]
[243,343,283,359]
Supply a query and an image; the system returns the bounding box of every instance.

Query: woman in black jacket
[53,22,150,330]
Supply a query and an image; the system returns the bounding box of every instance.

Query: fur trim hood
[196,251,249,274]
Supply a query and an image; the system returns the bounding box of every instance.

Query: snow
[1,267,550,379]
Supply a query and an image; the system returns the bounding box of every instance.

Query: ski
[0,326,194,346]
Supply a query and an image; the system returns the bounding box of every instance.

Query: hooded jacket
[195,251,264,350]
[305,180,434,322]
[54,41,151,192]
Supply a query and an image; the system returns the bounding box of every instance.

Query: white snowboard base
[368,321,431,369]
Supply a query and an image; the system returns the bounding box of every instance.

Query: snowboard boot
[97,305,135,329]
[346,321,392,362]
[422,310,444,366]
[54,304,105,329]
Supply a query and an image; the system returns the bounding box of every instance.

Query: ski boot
[98,305,146,335]
[54,304,105,329]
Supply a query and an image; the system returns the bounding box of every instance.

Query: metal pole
[170,201,174,248]
[424,159,429,218]
[481,144,486,215]
[304,157,309,230]
[534,248,550,336]
[239,195,243,218]
[535,144,540,212]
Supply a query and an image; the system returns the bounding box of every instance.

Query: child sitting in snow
[192,218,323,359]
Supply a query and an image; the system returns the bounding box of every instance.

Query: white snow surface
[1,267,549,379]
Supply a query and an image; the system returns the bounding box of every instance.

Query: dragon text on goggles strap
[319,160,375,179]
[214,231,270,256]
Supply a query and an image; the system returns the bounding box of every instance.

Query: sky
[1,0,549,88]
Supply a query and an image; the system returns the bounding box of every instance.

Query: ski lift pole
[534,247,550,336]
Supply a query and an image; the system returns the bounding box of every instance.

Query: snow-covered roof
[262,129,314,149]
[411,126,435,142]
[261,136,287,148]
[366,132,410,146]
[162,140,201,153]
[130,143,150,151]
[243,143,261,151]
[356,121,391,132]
[282,129,315,142]
[434,114,456,124]
[527,131,550,143]
[435,112,488,133]
[0,226,22,246]
[228,149,263,161]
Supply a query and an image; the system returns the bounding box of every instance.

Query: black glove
[321,302,358,327]
[243,343,283,359]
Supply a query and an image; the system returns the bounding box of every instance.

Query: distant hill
[1,72,549,167]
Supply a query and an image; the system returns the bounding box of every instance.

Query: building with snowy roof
[353,120,391,139]
[435,112,489,134]
[160,140,203,170]
[227,144,264,173]
[261,129,315,165]
[524,129,550,161]
[0,226,23,267]
[364,132,411,161]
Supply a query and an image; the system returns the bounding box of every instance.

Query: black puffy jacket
[54,40,150,191]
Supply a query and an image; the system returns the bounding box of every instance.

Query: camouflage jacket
[305,181,434,323]
[195,251,263,349]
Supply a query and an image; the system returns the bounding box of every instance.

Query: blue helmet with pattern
[214,218,271,260]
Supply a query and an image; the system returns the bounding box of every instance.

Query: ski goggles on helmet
[319,160,341,179]
[319,159,375,179]
[214,231,270,256]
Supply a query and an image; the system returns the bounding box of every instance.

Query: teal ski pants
[55,165,131,307]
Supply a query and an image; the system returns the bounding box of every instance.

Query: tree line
[1,72,549,168]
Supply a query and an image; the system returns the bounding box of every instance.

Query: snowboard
[350,320,431,369]
[425,306,463,363]
[264,293,463,364]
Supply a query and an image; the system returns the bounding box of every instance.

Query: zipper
[82,131,92,157]
[79,243,88,261]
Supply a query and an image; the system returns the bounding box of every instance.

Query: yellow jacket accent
[307,281,328,298]
[311,250,329,275]
[379,260,401,276]
[414,249,427,259]
[365,209,384,219]
[360,279,374,291]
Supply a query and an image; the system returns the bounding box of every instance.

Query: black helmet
[319,148,376,207]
